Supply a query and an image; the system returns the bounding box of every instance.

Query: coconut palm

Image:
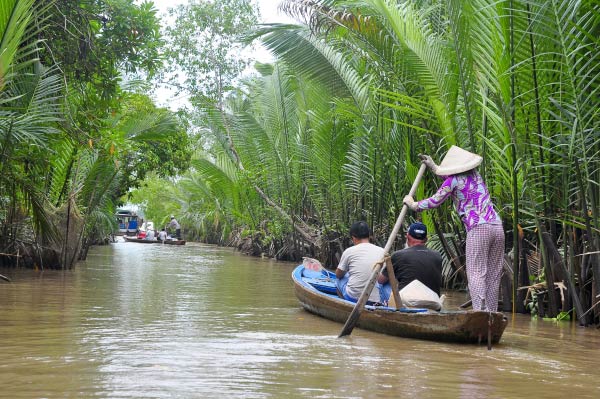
[129,0,599,320]
[245,0,599,317]
[0,0,63,254]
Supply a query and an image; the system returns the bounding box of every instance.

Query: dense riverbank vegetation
[1,0,599,325]
[0,0,191,270]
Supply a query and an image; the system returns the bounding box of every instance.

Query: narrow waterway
[0,241,598,398]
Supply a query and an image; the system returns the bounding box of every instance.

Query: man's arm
[380,251,402,285]
[378,252,393,284]
[335,250,351,280]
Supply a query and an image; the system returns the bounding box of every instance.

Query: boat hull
[123,236,186,245]
[122,236,155,244]
[292,265,507,344]
[161,239,186,245]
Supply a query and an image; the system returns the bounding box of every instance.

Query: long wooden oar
[338,163,427,337]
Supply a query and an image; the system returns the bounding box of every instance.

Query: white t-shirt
[337,242,385,302]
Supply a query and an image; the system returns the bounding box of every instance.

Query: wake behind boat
[292,264,508,344]
[122,236,186,245]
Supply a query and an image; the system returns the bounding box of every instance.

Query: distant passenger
[145,229,156,241]
[157,229,168,242]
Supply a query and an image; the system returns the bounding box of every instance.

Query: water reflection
[0,241,599,398]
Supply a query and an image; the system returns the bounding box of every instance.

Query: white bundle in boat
[389,279,444,311]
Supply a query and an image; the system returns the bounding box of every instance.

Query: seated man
[336,221,385,304]
[157,228,168,242]
[377,222,443,308]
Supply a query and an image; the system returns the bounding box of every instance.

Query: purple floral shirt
[416,170,501,231]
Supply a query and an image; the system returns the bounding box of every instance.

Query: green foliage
[1,0,193,269]
[128,174,179,222]
[0,0,62,243]
[39,0,163,85]
[107,93,192,199]
[163,0,260,106]
[38,0,165,150]
[160,0,600,316]
[556,311,571,322]
[525,291,538,316]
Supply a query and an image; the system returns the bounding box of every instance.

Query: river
[0,241,598,398]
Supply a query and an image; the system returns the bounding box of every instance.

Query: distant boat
[160,239,186,246]
[123,236,186,246]
[292,264,508,344]
[115,209,138,236]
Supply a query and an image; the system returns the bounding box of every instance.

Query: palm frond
[0,0,35,91]
[253,23,371,111]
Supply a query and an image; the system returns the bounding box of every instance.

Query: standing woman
[403,146,505,311]
[168,215,181,240]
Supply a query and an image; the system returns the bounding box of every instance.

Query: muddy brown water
[1,241,599,398]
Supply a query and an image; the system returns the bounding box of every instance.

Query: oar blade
[337,264,382,337]
[339,308,362,337]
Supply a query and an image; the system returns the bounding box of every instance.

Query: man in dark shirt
[377,222,442,304]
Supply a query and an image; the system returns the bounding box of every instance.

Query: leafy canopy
[162,0,260,106]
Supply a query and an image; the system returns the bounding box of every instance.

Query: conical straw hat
[435,145,482,176]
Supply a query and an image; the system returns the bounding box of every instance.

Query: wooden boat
[122,236,155,244]
[292,265,508,344]
[160,239,186,246]
[122,236,186,245]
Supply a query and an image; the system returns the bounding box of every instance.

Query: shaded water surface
[1,241,599,398]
